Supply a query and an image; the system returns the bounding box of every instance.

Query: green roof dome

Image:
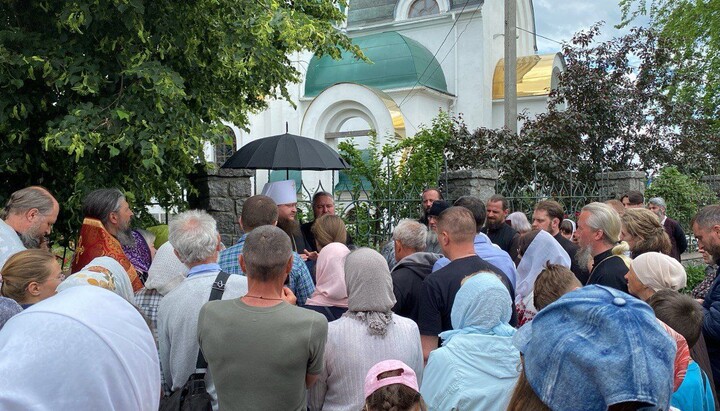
[305,31,449,97]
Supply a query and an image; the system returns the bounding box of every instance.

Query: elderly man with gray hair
[390,219,442,324]
[157,210,248,409]
[575,202,629,293]
[648,197,687,261]
[0,186,59,270]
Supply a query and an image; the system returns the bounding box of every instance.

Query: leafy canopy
[0,0,360,243]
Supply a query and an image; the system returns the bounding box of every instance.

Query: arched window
[408,0,439,18]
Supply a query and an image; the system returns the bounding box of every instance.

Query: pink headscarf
[305,242,351,308]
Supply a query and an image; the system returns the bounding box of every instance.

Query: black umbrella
[221,132,350,171]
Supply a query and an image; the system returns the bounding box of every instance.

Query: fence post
[188,167,255,246]
[441,169,499,202]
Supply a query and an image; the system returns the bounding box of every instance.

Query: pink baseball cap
[364,360,419,398]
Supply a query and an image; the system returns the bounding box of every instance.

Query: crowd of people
[0,183,719,411]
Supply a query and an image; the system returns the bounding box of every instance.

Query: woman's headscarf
[0,286,161,410]
[82,256,136,304]
[439,272,515,345]
[515,230,570,324]
[631,252,687,292]
[144,242,189,296]
[0,296,22,330]
[305,242,350,308]
[57,270,117,294]
[344,247,397,337]
[122,229,153,276]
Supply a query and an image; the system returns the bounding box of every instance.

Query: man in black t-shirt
[481,194,520,262]
[418,207,515,361]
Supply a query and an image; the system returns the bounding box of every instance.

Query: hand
[299,253,308,261]
[282,286,297,305]
[303,249,318,261]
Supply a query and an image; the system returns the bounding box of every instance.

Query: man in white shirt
[157,210,248,409]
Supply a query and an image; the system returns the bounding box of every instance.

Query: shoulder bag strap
[195,271,232,371]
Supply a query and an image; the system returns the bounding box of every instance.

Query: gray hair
[581,202,621,245]
[693,205,720,229]
[168,210,219,265]
[392,219,427,251]
[242,225,292,282]
[82,188,125,226]
[1,186,56,219]
[648,197,667,208]
[507,211,532,233]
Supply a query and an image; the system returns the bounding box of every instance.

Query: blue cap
[514,285,676,411]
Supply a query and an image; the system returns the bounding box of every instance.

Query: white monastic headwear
[261,180,297,205]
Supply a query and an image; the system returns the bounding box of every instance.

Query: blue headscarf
[439,272,515,345]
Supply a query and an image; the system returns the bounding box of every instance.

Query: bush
[645,166,717,229]
[681,264,708,294]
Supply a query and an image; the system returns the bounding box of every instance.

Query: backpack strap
[195,271,231,371]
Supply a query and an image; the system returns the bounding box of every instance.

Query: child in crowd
[364,360,426,411]
[647,290,716,411]
[533,263,582,310]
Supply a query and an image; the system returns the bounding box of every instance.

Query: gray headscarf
[344,248,397,337]
[0,297,22,330]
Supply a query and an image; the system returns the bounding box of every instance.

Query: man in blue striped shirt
[218,195,315,305]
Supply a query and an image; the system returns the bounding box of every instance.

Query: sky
[532,0,650,54]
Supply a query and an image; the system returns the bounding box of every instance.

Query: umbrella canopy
[221,133,350,170]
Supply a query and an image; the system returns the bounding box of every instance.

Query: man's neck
[444,243,477,261]
[243,279,285,307]
[592,243,613,258]
[549,228,560,237]
[186,256,219,269]
[3,215,27,234]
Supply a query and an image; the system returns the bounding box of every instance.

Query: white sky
[532,0,650,54]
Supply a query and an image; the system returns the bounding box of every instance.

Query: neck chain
[243,294,283,301]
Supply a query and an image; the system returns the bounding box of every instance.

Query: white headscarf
[0,286,161,410]
[82,256,136,304]
[144,242,189,296]
[631,252,687,292]
[515,230,571,320]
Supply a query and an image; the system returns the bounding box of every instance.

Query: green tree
[338,111,452,247]
[620,0,720,137]
[446,24,718,186]
[0,0,360,243]
[645,166,717,229]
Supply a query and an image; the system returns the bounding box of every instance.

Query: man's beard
[277,216,300,239]
[576,245,594,272]
[485,218,505,230]
[19,222,47,250]
[116,228,135,247]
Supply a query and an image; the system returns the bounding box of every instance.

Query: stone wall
[595,171,646,199]
[441,169,499,202]
[189,168,254,246]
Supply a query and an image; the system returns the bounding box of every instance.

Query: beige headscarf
[344,248,397,337]
[631,252,687,292]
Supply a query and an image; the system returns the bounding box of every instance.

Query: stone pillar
[595,171,646,200]
[701,175,720,199]
[441,169,499,202]
[189,168,254,246]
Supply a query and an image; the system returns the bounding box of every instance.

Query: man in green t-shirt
[198,225,328,410]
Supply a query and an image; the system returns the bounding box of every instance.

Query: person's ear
[26,281,41,296]
[285,255,293,274]
[273,220,278,227]
[25,208,39,223]
[215,234,222,251]
[108,211,119,225]
[239,254,247,272]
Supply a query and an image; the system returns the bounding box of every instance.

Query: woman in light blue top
[420,271,520,411]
